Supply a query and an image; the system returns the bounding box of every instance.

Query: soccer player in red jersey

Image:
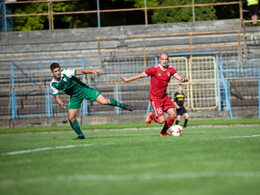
[120,52,188,136]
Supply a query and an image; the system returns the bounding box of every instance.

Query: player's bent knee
[68,117,76,124]
[96,95,110,105]
[158,119,165,124]
[98,98,110,105]
[101,99,110,105]
[170,113,177,118]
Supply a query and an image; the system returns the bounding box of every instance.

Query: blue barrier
[81,100,88,116]
[217,62,233,119]
[0,1,12,32]
[45,87,53,118]
[4,54,259,120]
[11,89,17,119]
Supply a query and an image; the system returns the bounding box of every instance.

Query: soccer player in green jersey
[50,63,133,139]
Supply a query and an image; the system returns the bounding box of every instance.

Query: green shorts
[68,87,101,109]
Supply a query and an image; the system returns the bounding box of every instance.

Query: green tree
[52,1,97,29]
[150,0,217,24]
[11,1,96,31]
[124,0,159,8]
[9,0,243,31]
[11,3,48,31]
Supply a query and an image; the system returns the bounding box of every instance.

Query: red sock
[161,116,175,134]
[150,114,160,123]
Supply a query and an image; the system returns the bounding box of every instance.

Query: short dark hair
[50,63,60,71]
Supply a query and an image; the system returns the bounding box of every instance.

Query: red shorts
[150,95,175,117]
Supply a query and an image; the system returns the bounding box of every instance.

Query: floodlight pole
[97,0,100,27]
[144,0,148,25]
[239,0,243,20]
[192,0,195,22]
[4,2,7,31]
[48,1,54,30]
[48,2,51,30]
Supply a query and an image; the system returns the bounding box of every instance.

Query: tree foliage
[150,0,217,23]
[10,3,48,31]
[9,0,242,31]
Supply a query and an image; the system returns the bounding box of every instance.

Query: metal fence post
[48,2,51,30]
[192,0,195,23]
[114,84,121,114]
[45,87,49,117]
[216,55,221,111]
[81,56,88,116]
[239,0,243,20]
[3,1,7,32]
[144,0,148,25]
[11,89,17,119]
[118,85,122,114]
[259,76,260,119]
[45,86,53,118]
[218,63,233,119]
[97,0,100,28]
[81,100,88,116]
[10,61,17,119]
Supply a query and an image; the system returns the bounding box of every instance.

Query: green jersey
[50,69,101,109]
[50,69,89,97]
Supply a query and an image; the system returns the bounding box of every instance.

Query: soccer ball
[170,125,183,136]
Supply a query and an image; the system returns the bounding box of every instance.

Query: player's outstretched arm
[174,73,188,82]
[55,95,66,110]
[76,69,103,76]
[120,73,146,83]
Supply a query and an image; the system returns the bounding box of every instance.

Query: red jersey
[144,64,177,99]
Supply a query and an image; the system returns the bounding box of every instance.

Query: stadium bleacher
[0,19,259,127]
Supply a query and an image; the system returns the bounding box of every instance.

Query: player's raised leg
[68,109,85,139]
[146,112,161,126]
[146,101,164,126]
[96,94,133,111]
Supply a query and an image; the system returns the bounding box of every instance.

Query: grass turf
[0,125,260,195]
[0,118,259,134]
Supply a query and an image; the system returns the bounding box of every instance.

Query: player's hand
[60,103,66,110]
[93,69,103,75]
[176,105,180,109]
[182,78,188,82]
[120,74,128,83]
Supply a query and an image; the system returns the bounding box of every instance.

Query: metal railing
[1,51,259,120]
[97,30,243,65]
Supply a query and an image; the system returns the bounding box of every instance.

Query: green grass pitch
[0,125,260,195]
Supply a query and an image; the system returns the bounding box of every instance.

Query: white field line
[1,131,207,156]
[1,171,260,185]
[96,131,207,137]
[2,143,115,156]
[3,132,259,156]
[224,134,260,139]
